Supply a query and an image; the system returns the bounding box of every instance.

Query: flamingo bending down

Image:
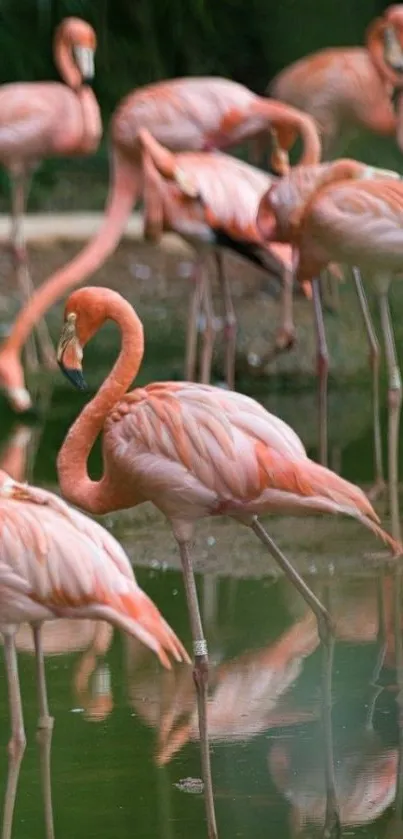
[138,127,295,388]
[257,158,401,474]
[0,76,321,411]
[262,174,403,541]
[0,16,101,375]
[267,5,403,160]
[0,469,188,839]
[55,286,400,839]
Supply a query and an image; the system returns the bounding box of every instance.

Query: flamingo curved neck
[0,148,139,368]
[57,294,144,515]
[55,34,83,89]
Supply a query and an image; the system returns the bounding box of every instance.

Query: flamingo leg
[215,250,236,389]
[32,625,55,839]
[1,628,26,839]
[177,539,218,839]
[320,590,341,839]
[184,258,205,382]
[378,291,402,542]
[312,277,329,467]
[249,517,333,640]
[274,265,296,355]
[10,170,56,371]
[198,266,217,385]
[321,269,340,313]
[352,268,385,500]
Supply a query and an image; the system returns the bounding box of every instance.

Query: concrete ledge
[0,212,193,253]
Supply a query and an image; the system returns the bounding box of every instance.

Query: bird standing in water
[0,17,101,374]
[56,286,400,839]
[0,469,188,839]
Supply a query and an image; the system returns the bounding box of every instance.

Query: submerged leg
[352,268,385,500]
[185,258,206,382]
[10,170,56,371]
[378,290,402,542]
[215,251,236,389]
[33,624,55,839]
[198,266,217,385]
[250,517,332,641]
[1,628,26,839]
[312,277,329,467]
[177,537,218,839]
[320,590,341,839]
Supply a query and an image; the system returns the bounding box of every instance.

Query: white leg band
[193,639,208,657]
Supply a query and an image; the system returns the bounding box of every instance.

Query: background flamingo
[257,158,401,481]
[0,17,101,376]
[267,5,403,160]
[0,469,188,839]
[260,174,403,542]
[0,76,321,410]
[55,286,400,839]
[138,127,294,389]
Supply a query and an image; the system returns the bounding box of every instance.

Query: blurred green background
[0,0,395,208]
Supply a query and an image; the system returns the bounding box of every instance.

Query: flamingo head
[60,18,96,81]
[384,6,403,73]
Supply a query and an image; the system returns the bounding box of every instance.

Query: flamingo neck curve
[57,291,144,515]
[54,30,83,90]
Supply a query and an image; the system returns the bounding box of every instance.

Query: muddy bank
[0,215,399,384]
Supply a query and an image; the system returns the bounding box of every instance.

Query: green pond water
[1,363,403,839]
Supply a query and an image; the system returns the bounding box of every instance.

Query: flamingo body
[0,471,187,667]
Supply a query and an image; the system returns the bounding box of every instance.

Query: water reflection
[1,384,403,838]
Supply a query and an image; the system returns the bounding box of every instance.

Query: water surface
[1,369,402,839]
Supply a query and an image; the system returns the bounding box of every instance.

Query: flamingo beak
[74,46,95,81]
[57,316,88,392]
[384,25,403,72]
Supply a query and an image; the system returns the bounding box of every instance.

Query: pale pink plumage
[268,6,403,159]
[0,470,188,668]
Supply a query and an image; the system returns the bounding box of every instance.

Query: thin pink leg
[198,265,217,385]
[312,277,329,467]
[184,258,205,381]
[378,290,402,543]
[1,627,26,839]
[215,251,237,389]
[177,539,218,839]
[352,268,385,501]
[10,170,56,371]
[33,625,55,839]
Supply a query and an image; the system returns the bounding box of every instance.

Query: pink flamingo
[259,169,403,540]
[266,5,403,160]
[0,469,188,839]
[0,16,101,374]
[138,127,295,388]
[55,285,400,839]
[0,76,321,410]
[256,158,401,475]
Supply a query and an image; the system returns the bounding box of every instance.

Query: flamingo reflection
[125,613,319,763]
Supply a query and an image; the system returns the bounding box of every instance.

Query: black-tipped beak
[58,361,88,391]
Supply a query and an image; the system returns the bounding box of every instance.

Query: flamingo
[0,469,189,839]
[0,17,101,377]
[138,127,295,388]
[266,5,403,161]
[256,158,401,476]
[0,76,321,411]
[259,170,403,541]
[55,285,400,839]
